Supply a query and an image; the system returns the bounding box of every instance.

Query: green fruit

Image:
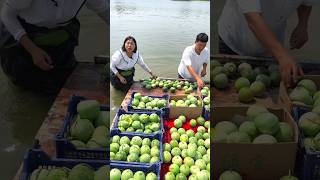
[298,79,317,95]
[211,66,225,78]
[30,168,49,180]
[256,74,271,88]
[95,111,109,127]
[174,119,183,128]
[71,140,86,148]
[77,100,100,121]
[197,117,206,126]
[224,62,237,75]
[186,129,195,137]
[190,165,200,175]
[219,170,242,180]
[133,171,146,180]
[304,138,316,151]
[94,165,108,180]
[140,145,151,155]
[170,140,179,148]
[250,81,266,97]
[164,172,175,180]
[314,91,320,101]
[175,173,187,180]
[112,135,121,143]
[211,60,221,69]
[164,151,172,163]
[298,112,320,137]
[170,87,176,93]
[150,147,160,157]
[279,174,299,180]
[92,126,108,139]
[146,172,157,180]
[235,77,250,92]
[238,62,252,73]
[254,112,280,135]
[253,66,268,75]
[190,119,197,127]
[213,73,229,89]
[119,136,130,145]
[151,139,160,147]
[180,134,189,143]
[47,168,68,180]
[172,155,183,166]
[275,122,294,142]
[131,136,143,146]
[227,132,251,143]
[184,157,195,167]
[240,68,256,82]
[289,87,313,105]
[270,71,281,86]
[253,134,277,144]
[121,169,134,180]
[71,119,94,143]
[238,87,254,103]
[215,121,237,135]
[69,164,94,180]
[246,105,268,121]
[140,154,151,163]
[169,163,180,175]
[171,147,182,156]
[239,121,258,139]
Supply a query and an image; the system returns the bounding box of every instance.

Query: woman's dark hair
[122,36,138,53]
[195,33,208,43]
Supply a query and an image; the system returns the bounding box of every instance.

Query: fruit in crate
[117,113,161,133]
[170,95,201,107]
[110,135,160,163]
[131,93,167,110]
[213,105,294,144]
[289,79,319,106]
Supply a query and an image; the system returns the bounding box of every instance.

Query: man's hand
[196,77,204,89]
[150,72,157,79]
[30,47,54,71]
[290,26,308,49]
[278,52,304,87]
[201,69,206,77]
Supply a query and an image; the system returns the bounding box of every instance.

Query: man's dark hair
[195,33,208,43]
[122,36,138,53]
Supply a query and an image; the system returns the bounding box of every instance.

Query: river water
[110,0,210,118]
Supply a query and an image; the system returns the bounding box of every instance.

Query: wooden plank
[13,62,108,180]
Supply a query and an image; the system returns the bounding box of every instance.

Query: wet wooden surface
[13,62,108,180]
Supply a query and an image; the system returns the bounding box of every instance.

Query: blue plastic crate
[291,106,320,180]
[127,92,170,118]
[21,149,108,180]
[110,162,161,180]
[111,108,164,135]
[110,131,163,165]
[55,95,110,160]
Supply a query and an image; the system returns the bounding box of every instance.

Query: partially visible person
[178,33,209,89]
[218,0,314,86]
[110,36,156,92]
[0,0,108,94]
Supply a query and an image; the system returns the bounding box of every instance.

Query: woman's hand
[118,75,127,84]
[30,46,54,71]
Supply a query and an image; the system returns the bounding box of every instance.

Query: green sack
[33,30,70,46]
[120,69,134,77]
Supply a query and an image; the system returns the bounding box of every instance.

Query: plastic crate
[110,131,163,165]
[21,149,108,180]
[291,106,320,180]
[110,162,161,180]
[55,95,110,160]
[127,92,170,118]
[111,108,164,135]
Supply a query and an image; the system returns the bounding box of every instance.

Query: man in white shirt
[178,33,209,89]
[218,0,314,86]
[0,0,108,93]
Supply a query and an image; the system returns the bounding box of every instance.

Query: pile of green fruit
[110,135,161,164]
[200,86,210,97]
[210,60,281,103]
[289,78,320,107]
[110,168,157,180]
[131,93,167,110]
[298,110,320,151]
[163,116,210,180]
[170,95,202,107]
[117,113,161,134]
[69,100,109,149]
[213,105,294,144]
[141,78,197,94]
[30,164,107,180]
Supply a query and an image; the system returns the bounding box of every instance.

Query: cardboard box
[213,106,298,180]
[279,75,320,113]
[169,95,203,119]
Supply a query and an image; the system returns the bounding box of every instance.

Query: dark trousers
[218,36,238,55]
